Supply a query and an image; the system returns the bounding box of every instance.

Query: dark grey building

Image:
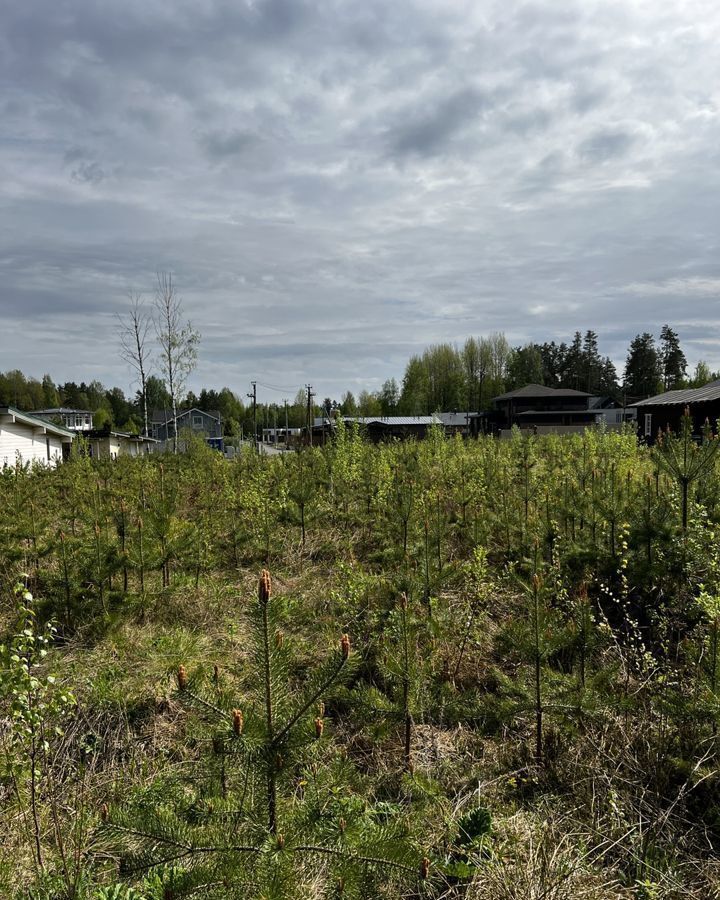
[634,379,720,442]
[150,408,223,448]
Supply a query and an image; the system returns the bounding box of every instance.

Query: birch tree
[153,272,200,453]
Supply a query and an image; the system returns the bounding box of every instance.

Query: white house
[0,407,74,467]
[31,408,94,431]
[86,429,158,459]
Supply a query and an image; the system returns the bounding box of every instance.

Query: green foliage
[2,419,720,897]
[0,583,75,777]
[102,573,421,897]
[0,583,76,884]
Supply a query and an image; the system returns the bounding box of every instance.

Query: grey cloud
[387,88,487,158]
[570,84,608,115]
[63,146,88,165]
[70,161,107,184]
[1,0,720,401]
[503,107,553,137]
[517,152,568,196]
[578,129,636,163]
[200,129,260,161]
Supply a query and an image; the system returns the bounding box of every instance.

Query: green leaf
[456,806,492,847]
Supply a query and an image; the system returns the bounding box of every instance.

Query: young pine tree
[102,571,424,898]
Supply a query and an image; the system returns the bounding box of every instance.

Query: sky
[2,0,720,404]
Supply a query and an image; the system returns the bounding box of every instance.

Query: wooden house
[490,384,631,436]
[0,407,74,467]
[634,379,720,442]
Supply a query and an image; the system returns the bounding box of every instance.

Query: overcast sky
[2,0,720,403]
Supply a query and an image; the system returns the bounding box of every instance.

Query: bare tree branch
[153,272,200,453]
[117,292,152,436]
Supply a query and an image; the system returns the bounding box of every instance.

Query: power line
[255,380,300,394]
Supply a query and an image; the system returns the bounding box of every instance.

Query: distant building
[634,379,720,442]
[262,427,303,447]
[32,408,94,431]
[86,428,158,459]
[150,408,224,451]
[484,385,633,437]
[313,414,473,443]
[0,407,74,467]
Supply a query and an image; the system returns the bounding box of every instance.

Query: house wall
[181,411,222,438]
[499,423,628,439]
[636,403,720,443]
[119,437,156,457]
[497,397,589,422]
[0,421,64,467]
[90,435,155,458]
[89,436,121,458]
[151,411,222,442]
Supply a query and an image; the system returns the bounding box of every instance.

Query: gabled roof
[634,379,720,407]
[0,407,74,440]
[493,384,592,402]
[151,408,222,424]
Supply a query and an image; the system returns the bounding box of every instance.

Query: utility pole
[306,384,314,447]
[247,381,257,453]
[284,399,289,450]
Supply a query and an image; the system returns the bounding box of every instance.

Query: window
[644,413,652,438]
[192,415,203,429]
[75,415,83,428]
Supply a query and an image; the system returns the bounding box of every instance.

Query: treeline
[2,326,717,434]
[0,371,251,436]
[0,371,327,438]
[352,326,714,416]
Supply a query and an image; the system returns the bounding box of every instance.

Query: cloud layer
[2,0,720,400]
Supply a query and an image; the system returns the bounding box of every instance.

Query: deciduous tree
[153,272,200,453]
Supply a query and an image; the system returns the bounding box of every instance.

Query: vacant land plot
[2,423,720,899]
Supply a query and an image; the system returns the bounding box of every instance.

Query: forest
[2,418,720,898]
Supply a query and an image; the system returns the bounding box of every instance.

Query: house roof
[88,429,159,442]
[493,384,592,402]
[634,380,720,408]
[1,407,75,440]
[361,416,438,427]
[32,407,93,415]
[315,415,437,427]
[313,413,472,429]
[151,408,222,424]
